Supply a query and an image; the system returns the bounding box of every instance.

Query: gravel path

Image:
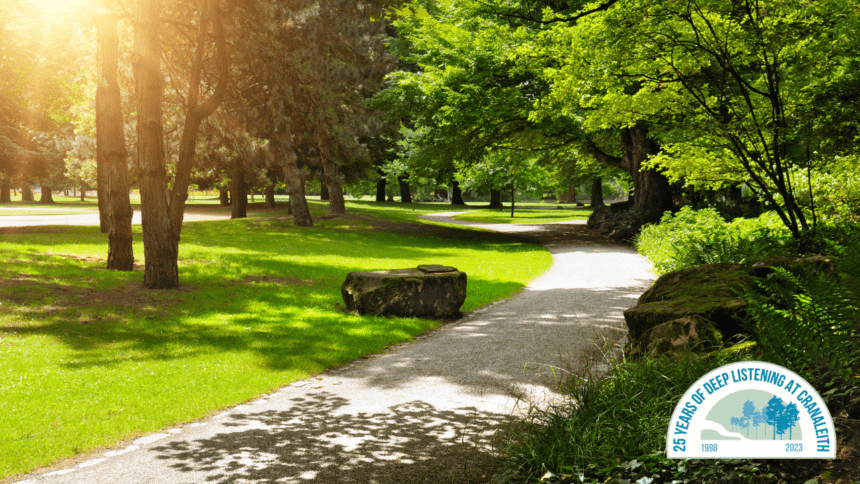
[0,209,228,227]
[14,213,655,484]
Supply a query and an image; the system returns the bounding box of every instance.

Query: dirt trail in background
[13,213,655,484]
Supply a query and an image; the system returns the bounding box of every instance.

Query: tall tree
[95,11,134,271]
[134,0,229,288]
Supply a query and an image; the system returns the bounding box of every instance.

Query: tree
[134,0,229,288]
[95,11,134,270]
[765,395,785,440]
[541,0,860,239]
[742,400,756,437]
[782,403,800,440]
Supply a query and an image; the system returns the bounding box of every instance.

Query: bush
[636,207,794,274]
[500,350,764,484]
[744,226,860,414]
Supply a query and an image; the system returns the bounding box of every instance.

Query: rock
[623,263,756,348]
[341,265,467,317]
[751,255,837,278]
[627,315,723,357]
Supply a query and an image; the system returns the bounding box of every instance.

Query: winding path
[15,213,655,484]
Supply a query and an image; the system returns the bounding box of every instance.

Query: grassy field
[452,208,593,224]
[0,200,552,479]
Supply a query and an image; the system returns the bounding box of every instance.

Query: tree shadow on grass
[151,392,507,484]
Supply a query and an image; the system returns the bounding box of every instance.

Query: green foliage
[502,351,762,484]
[744,227,860,408]
[636,207,793,275]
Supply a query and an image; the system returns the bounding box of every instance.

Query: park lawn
[0,204,552,479]
[452,208,593,224]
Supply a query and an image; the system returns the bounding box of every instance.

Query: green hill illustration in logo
[703,389,802,441]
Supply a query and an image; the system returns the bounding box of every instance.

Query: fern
[745,227,860,404]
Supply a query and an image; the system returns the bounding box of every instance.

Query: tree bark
[40,186,53,204]
[219,186,229,206]
[97,12,134,271]
[584,124,672,223]
[590,177,605,207]
[21,184,34,201]
[0,178,10,203]
[489,188,502,209]
[230,160,247,219]
[320,182,330,200]
[398,174,412,203]
[451,179,465,205]
[80,184,87,201]
[265,184,275,208]
[273,136,312,226]
[317,130,345,214]
[375,170,386,202]
[134,0,178,288]
[96,138,109,233]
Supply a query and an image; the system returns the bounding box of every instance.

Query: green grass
[0,201,552,479]
[452,208,593,224]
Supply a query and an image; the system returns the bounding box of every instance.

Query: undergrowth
[501,350,769,484]
[636,207,793,275]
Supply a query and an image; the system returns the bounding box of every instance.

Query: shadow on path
[151,393,507,484]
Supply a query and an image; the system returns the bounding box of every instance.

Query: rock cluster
[624,257,836,356]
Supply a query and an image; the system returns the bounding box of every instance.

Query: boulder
[341,265,467,318]
[626,315,723,357]
[751,255,837,278]
[623,263,756,350]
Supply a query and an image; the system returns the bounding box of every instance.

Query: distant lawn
[0,200,552,479]
[0,207,97,216]
[452,208,593,224]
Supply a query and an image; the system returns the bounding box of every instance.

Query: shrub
[744,226,860,413]
[636,207,793,274]
[500,350,763,484]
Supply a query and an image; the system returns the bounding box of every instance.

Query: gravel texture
[13,212,655,484]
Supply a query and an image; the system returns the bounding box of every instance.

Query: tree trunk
[317,130,345,215]
[376,171,386,202]
[21,184,34,202]
[273,136,312,226]
[97,13,134,271]
[590,177,605,207]
[561,181,577,203]
[510,184,515,217]
[398,174,412,203]
[134,0,178,289]
[80,184,87,201]
[96,132,110,233]
[489,188,502,209]
[230,160,247,219]
[584,124,673,223]
[320,182,330,201]
[219,186,229,206]
[40,185,53,204]
[265,184,276,209]
[451,179,465,205]
[0,178,10,203]
[166,0,228,246]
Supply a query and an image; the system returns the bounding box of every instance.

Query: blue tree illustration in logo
[765,395,786,440]
[742,400,756,436]
[751,409,763,438]
[781,402,801,440]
